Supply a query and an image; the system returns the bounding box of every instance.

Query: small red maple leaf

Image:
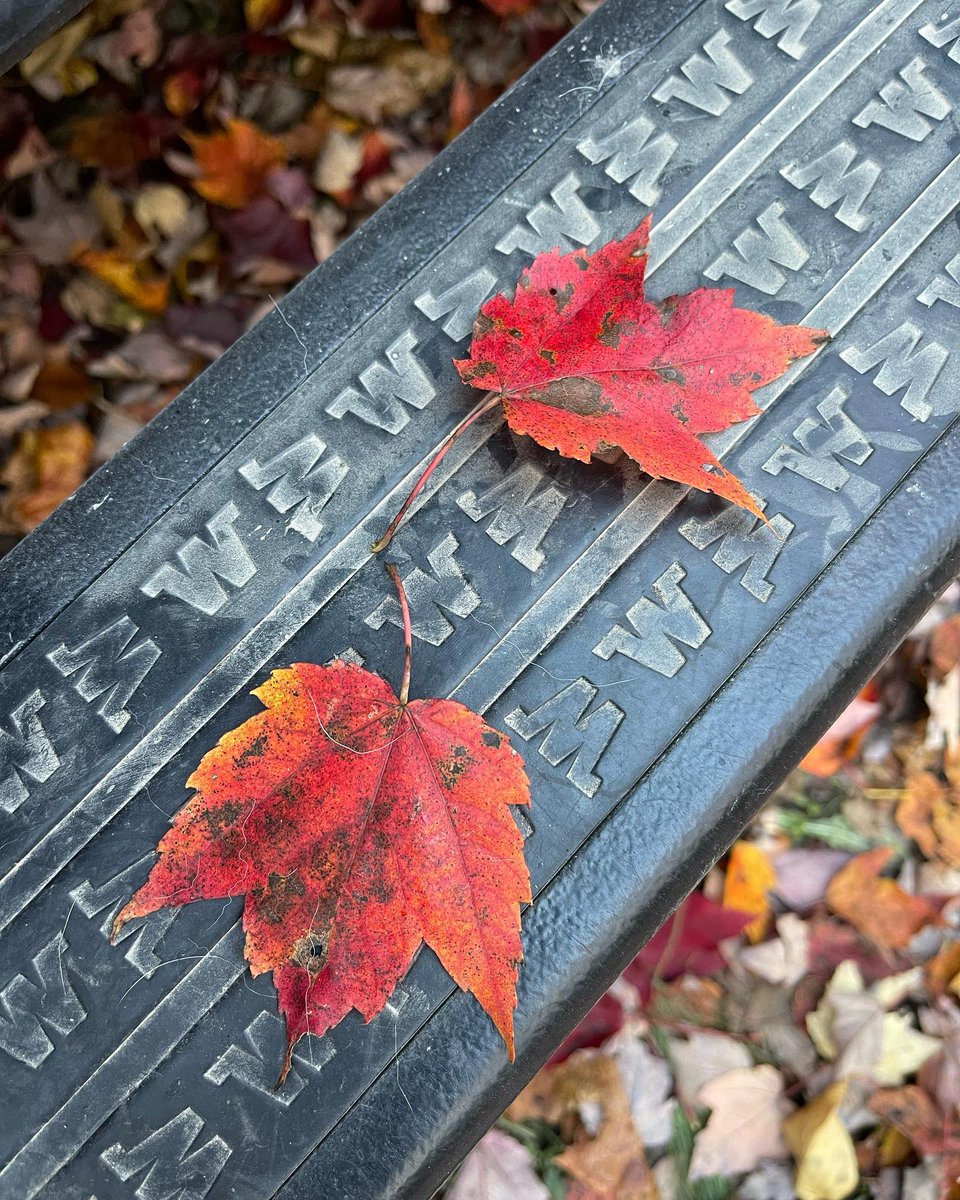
[113,566,531,1079]
[374,215,827,551]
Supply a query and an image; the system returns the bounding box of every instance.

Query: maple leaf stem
[385,562,413,706]
[371,393,502,554]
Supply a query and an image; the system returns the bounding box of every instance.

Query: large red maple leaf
[374,215,827,551]
[114,568,531,1079]
[457,216,826,518]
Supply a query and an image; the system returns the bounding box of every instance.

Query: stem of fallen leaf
[371,393,502,554]
[385,562,413,706]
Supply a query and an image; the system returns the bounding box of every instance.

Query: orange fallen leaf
[826,848,938,953]
[2,422,93,532]
[897,772,960,868]
[185,118,287,209]
[723,841,775,942]
[74,246,169,315]
[29,359,96,410]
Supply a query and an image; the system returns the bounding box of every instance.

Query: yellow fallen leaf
[873,1012,940,1086]
[783,1082,859,1200]
[244,0,286,30]
[133,184,191,241]
[723,841,775,942]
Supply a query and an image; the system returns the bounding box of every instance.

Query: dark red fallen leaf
[623,893,752,1003]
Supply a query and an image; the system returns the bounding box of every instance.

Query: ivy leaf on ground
[114,567,531,1079]
[456,216,826,520]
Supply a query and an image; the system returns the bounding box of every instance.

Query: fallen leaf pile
[441,586,960,1200]
[0,0,578,541]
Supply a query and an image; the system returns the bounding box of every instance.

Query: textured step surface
[2,0,960,1196]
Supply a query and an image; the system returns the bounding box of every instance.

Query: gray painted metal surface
[2,0,960,1195]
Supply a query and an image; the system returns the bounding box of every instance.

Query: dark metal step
[2,0,960,1196]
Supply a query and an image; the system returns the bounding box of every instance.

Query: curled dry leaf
[897,771,960,867]
[826,847,938,953]
[114,568,531,1079]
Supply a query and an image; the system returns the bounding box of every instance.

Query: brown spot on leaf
[657,365,686,387]
[481,730,502,749]
[598,310,623,348]
[528,377,610,417]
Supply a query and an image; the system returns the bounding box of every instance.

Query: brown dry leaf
[826,848,938,952]
[688,1066,793,1179]
[1,422,93,533]
[185,119,287,209]
[9,174,102,266]
[326,48,455,124]
[898,773,941,859]
[29,359,97,410]
[924,941,960,997]
[783,1082,859,1200]
[74,246,169,315]
[723,841,776,942]
[556,1057,657,1200]
[508,1052,655,1198]
[898,772,960,869]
